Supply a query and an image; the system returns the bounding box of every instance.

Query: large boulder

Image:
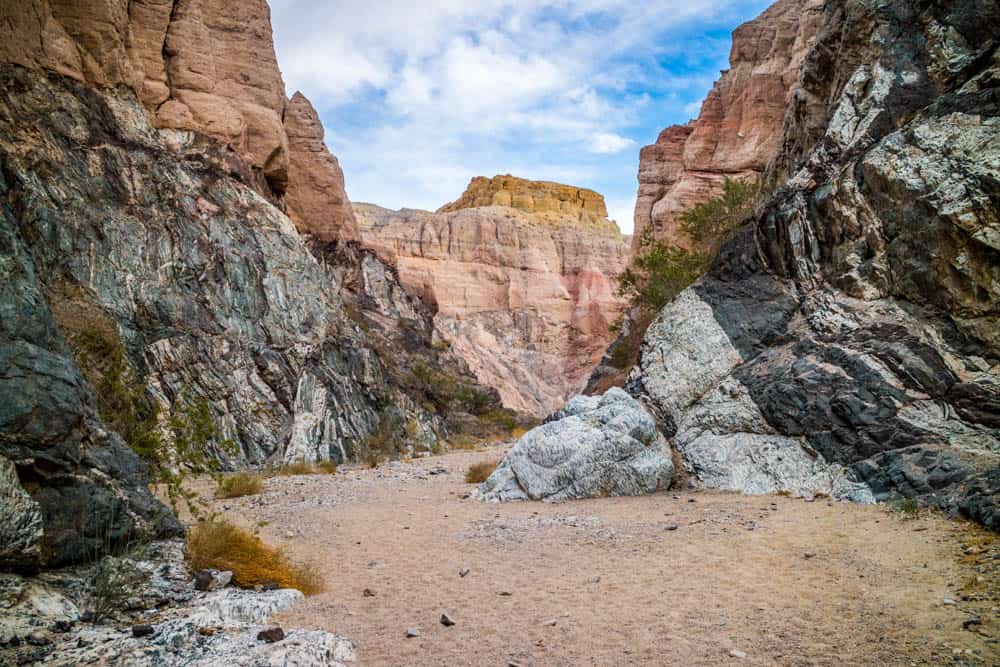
[475,389,673,502]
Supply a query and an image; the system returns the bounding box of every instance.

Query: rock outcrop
[475,389,673,502]
[632,0,823,249]
[0,0,358,242]
[356,178,630,416]
[624,0,999,526]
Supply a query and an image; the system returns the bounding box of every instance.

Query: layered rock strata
[0,0,357,242]
[356,178,630,416]
[510,0,1000,530]
[632,0,823,249]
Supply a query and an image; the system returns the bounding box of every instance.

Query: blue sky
[269,0,772,233]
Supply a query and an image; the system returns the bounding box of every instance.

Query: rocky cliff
[0,1,510,570]
[564,0,999,529]
[633,0,823,249]
[356,177,630,416]
[0,0,358,242]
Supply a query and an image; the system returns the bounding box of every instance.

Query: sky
[268,0,772,233]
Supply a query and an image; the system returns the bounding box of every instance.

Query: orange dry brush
[186,521,325,595]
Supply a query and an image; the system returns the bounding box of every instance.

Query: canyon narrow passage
[199,447,999,666]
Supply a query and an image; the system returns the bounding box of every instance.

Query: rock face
[623,0,999,527]
[0,0,357,242]
[632,0,823,249]
[284,92,360,242]
[476,389,673,502]
[356,181,630,416]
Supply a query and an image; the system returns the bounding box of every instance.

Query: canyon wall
[357,176,631,416]
[0,0,357,242]
[567,0,999,528]
[0,0,511,570]
[632,0,823,249]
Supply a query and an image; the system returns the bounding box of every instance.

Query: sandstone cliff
[633,0,823,249]
[571,0,999,529]
[0,0,357,242]
[357,177,630,416]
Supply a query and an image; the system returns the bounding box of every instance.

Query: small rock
[498,591,513,596]
[963,617,982,631]
[132,624,155,638]
[363,588,376,597]
[541,619,557,627]
[194,569,232,592]
[440,613,456,627]
[406,628,420,638]
[729,649,747,659]
[804,552,816,559]
[197,627,216,637]
[688,498,696,503]
[459,568,470,578]
[257,627,285,643]
[665,524,679,531]
[943,598,957,606]
[262,581,279,591]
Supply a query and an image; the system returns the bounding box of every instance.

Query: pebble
[363,588,376,597]
[943,598,957,606]
[665,524,679,531]
[804,552,816,559]
[131,625,155,638]
[406,628,420,638]
[459,568,470,578]
[541,619,557,627]
[498,591,513,596]
[257,627,285,643]
[440,613,456,627]
[729,649,747,659]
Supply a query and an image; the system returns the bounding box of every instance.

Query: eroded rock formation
[0,0,357,242]
[356,177,630,416]
[632,0,823,249]
[584,0,1000,528]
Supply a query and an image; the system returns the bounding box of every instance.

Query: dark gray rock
[257,627,285,643]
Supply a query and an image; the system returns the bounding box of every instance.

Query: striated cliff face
[633,0,823,249]
[357,178,630,416]
[569,0,1000,528]
[0,0,510,570]
[0,0,357,243]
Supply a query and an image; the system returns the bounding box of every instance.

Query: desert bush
[465,460,499,484]
[680,177,760,255]
[886,494,921,516]
[267,460,338,477]
[360,412,403,468]
[216,472,263,498]
[186,521,325,595]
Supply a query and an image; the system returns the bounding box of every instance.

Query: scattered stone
[440,613,456,627]
[943,598,957,606]
[257,627,285,643]
[499,591,513,596]
[729,649,747,659]
[459,568,470,578]
[262,581,279,591]
[194,569,233,592]
[962,617,982,631]
[541,619,557,627]
[688,498,696,503]
[804,552,816,559]
[665,524,679,531]
[132,624,155,638]
[406,628,420,638]
[363,588,376,597]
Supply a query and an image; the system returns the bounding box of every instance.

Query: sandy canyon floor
[202,445,999,666]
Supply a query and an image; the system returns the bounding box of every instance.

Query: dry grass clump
[215,472,263,498]
[465,460,499,484]
[267,460,338,477]
[186,521,325,595]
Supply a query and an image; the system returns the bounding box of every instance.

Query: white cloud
[267,0,770,214]
[589,132,635,154]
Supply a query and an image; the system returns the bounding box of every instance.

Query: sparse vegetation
[360,411,404,468]
[215,472,264,499]
[887,494,921,517]
[186,521,325,595]
[465,460,499,484]
[267,460,338,477]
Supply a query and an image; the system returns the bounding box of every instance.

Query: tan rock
[2,0,359,238]
[440,175,613,228]
[284,93,360,242]
[633,0,823,250]
[357,178,630,416]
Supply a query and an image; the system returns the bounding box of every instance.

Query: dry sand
[206,445,999,666]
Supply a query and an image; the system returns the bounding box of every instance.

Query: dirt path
[207,446,999,666]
